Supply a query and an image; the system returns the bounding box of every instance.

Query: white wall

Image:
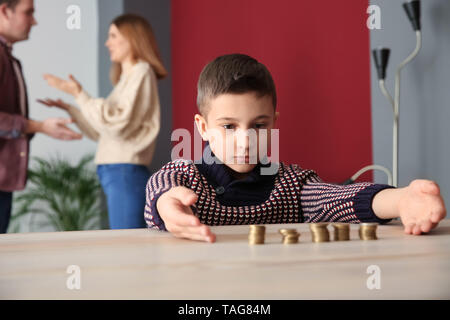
[98,0,123,97]
[370,0,450,207]
[123,0,173,173]
[10,0,101,232]
[14,0,99,164]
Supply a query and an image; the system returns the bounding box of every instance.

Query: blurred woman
[39,14,167,229]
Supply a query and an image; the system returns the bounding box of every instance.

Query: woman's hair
[110,14,168,84]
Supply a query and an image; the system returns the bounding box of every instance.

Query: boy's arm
[144,160,192,230]
[144,160,215,242]
[372,179,446,234]
[294,165,394,224]
[295,166,446,234]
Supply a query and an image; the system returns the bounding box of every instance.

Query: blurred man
[0,0,82,233]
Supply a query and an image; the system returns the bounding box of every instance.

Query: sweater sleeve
[0,49,28,139]
[144,160,194,231]
[0,112,27,139]
[65,104,99,141]
[75,64,153,139]
[293,165,394,224]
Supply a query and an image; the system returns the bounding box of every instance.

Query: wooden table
[1,219,449,299]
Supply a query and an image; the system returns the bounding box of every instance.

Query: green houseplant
[10,154,107,232]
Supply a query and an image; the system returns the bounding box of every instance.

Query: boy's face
[195,92,279,175]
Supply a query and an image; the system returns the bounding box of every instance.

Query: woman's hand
[43,74,82,97]
[37,98,71,111]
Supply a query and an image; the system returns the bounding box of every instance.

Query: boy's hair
[0,0,20,9]
[197,53,277,116]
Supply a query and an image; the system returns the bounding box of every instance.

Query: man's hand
[43,74,82,97]
[33,118,82,140]
[37,98,71,111]
[157,186,216,243]
[398,179,446,235]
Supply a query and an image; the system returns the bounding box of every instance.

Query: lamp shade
[372,48,391,80]
[403,0,421,31]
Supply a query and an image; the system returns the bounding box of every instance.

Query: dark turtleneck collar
[195,142,279,206]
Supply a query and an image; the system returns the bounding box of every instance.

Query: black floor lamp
[344,0,422,187]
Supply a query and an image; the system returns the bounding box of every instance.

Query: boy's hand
[156,186,216,243]
[398,179,446,235]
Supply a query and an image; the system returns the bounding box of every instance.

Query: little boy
[144,53,446,242]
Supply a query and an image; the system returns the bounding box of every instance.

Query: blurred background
[10,0,450,231]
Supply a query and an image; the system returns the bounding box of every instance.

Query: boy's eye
[223,124,235,130]
[255,123,267,129]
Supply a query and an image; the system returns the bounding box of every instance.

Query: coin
[282,233,300,244]
[279,228,300,244]
[332,223,350,241]
[309,223,330,242]
[359,222,378,240]
[248,225,266,245]
[279,228,297,235]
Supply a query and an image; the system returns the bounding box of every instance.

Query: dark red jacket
[0,36,32,192]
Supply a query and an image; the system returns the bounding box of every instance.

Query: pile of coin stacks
[309,223,330,242]
[279,228,300,244]
[333,223,350,241]
[359,223,379,240]
[248,225,266,245]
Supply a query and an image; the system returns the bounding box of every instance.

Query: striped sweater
[144,154,393,231]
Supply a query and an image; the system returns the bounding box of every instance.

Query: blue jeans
[0,191,12,234]
[97,164,150,229]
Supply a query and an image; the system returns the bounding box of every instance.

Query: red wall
[171,0,373,183]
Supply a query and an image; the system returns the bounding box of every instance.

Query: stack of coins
[359,223,379,240]
[332,223,350,241]
[309,223,330,242]
[248,225,266,245]
[279,228,300,244]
